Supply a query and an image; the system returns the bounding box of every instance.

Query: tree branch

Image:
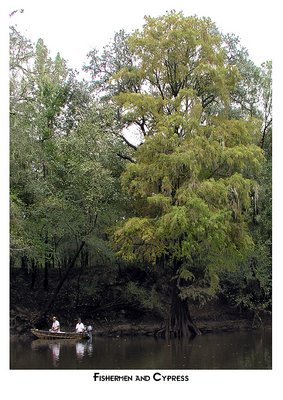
[119,134,138,150]
[117,152,136,163]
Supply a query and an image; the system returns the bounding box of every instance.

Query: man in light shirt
[49,316,60,332]
[75,318,86,333]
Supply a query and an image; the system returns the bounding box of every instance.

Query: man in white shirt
[75,318,86,333]
[50,316,60,332]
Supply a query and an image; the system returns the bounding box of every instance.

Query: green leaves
[113,217,165,263]
[10,26,125,268]
[110,11,266,299]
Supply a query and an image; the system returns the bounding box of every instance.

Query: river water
[10,328,271,369]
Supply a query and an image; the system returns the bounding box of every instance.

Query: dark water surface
[10,328,271,369]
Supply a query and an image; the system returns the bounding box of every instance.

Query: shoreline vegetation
[10,268,271,338]
[11,308,271,340]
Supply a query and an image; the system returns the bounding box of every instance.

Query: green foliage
[125,282,163,315]
[220,252,271,313]
[84,29,137,97]
[10,26,125,271]
[111,11,266,303]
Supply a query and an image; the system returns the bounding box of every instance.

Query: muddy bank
[92,304,271,337]
[93,319,260,337]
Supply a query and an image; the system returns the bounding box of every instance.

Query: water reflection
[49,343,60,366]
[11,328,271,369]
[30,337,94,366]
[75,342,85,359]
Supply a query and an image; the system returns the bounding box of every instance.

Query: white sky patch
[6,0,277,70]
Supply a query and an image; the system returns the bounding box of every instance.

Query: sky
[4,0,278,70]
[1,0,282,398]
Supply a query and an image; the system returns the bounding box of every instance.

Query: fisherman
[49,316,60,332]
[75,318,86,333]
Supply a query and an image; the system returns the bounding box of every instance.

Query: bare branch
[118,134,138,150]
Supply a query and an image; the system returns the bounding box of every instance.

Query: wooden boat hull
[31,328,90,340]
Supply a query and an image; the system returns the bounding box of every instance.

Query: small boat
[31,328,90,340]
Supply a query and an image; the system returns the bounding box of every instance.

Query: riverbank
[10,300,271,339]
[91,302,271,337]
[10,267,271,338]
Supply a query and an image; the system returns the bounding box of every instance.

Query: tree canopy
[109,12,265,304]
[10,27,125,277]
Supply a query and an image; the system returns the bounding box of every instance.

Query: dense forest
[10,11,272,337]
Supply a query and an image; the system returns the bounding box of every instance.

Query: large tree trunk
[167,282,201,337]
